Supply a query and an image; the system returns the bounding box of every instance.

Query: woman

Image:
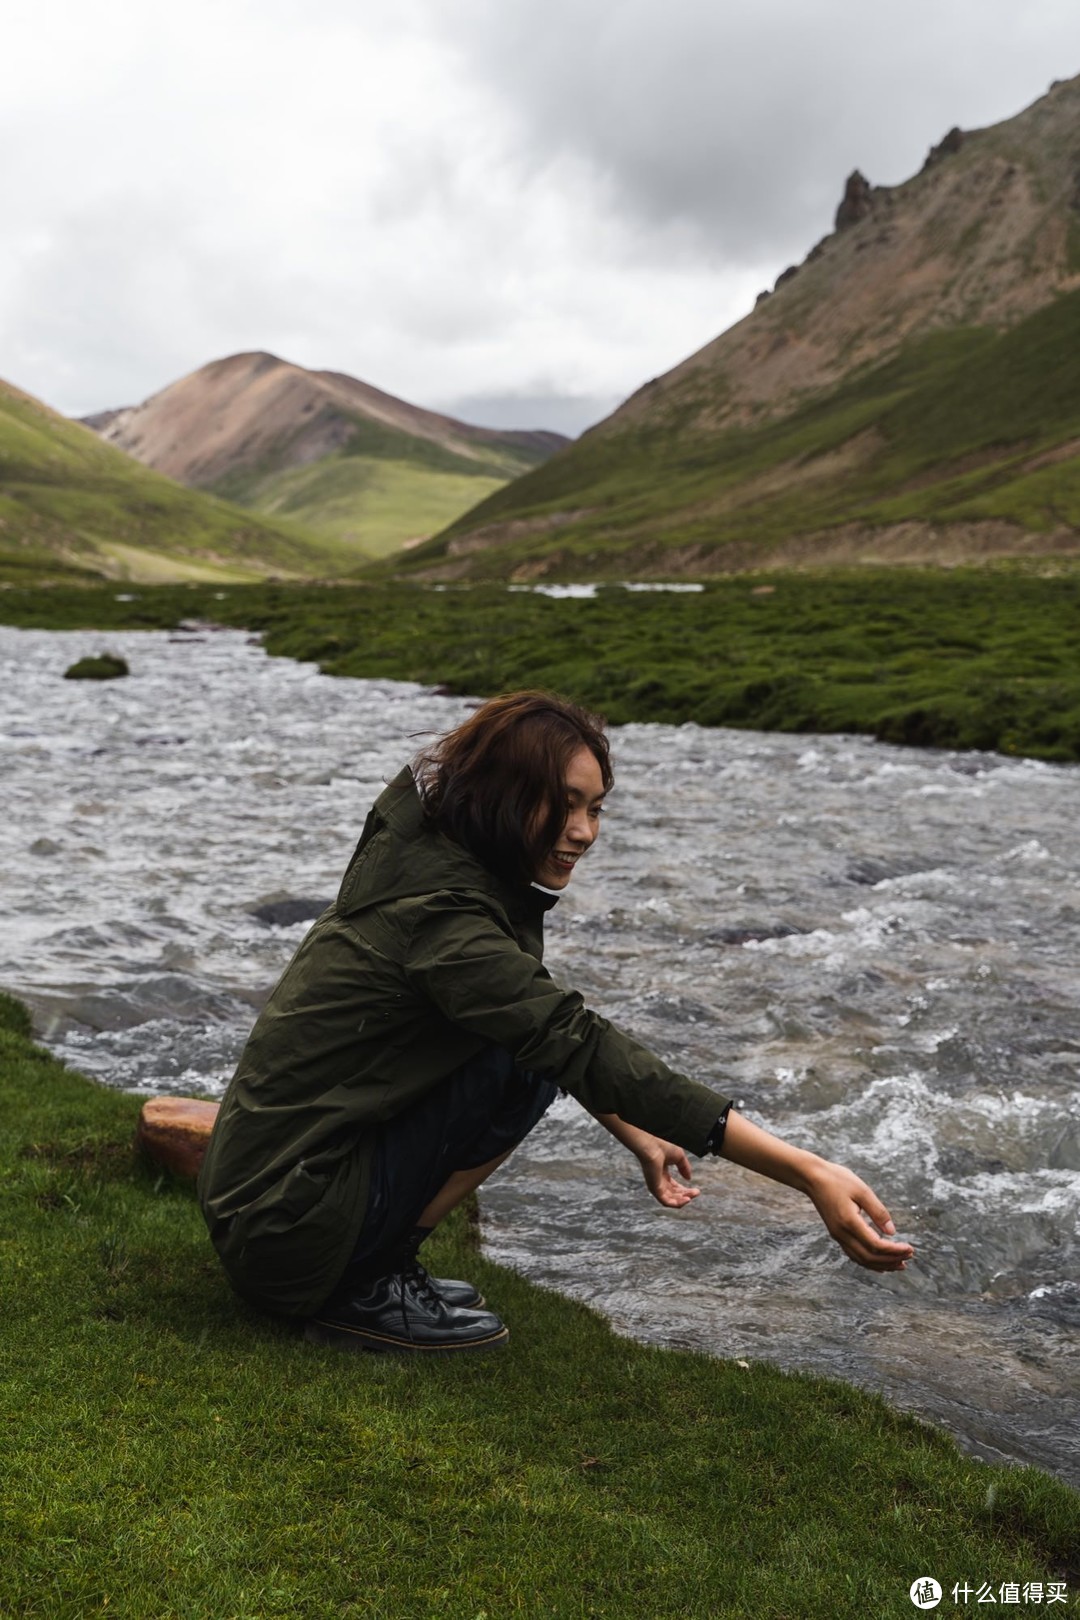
[198,690,913,1353]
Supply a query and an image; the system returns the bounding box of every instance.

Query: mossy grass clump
[63,650,129,680]
[1,989,1078,1617]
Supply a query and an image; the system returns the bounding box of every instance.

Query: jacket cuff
[675,1081,734,1157]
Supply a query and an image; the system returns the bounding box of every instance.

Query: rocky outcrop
[136,1097,219,1179]
[835,170,874,230]
[922,126,965,171]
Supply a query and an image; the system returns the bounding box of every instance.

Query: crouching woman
[197,690,912,1353]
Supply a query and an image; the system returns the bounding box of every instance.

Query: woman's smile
[535,745,606,889]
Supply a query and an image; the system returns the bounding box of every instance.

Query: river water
[2,622,1078,1486]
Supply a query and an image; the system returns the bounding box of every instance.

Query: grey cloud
[424,0,1080,268]
[8,1,1080,426]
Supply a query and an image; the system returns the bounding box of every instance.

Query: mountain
[393,73,1080,581]
[0,376,361,584]
[82,352,568,560]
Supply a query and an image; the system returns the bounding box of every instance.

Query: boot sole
[303,1318,509,1355]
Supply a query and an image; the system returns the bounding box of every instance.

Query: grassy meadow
[1,989,1078,1618]
[398,287,1080,579]
[212,455,511,559]
[3,568,1080,762]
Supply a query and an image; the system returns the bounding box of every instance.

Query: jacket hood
[336,766,558,925]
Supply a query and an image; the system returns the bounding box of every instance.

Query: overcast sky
[4,1,1080,437]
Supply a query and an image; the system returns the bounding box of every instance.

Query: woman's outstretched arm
[720,1109,915,1273]
[595,1107,914,1272]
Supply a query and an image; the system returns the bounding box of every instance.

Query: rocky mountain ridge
[395,72,1080,580]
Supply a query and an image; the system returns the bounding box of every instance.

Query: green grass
[203,410,554,559]
[1,988,1077,1619]
[4,569,1080,762]
[212,454,510,559]
[0,383,361,583]
[392,288,1080,579]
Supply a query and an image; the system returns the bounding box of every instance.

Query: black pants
[341,1046,558,1283]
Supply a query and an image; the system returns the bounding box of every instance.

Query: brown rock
[921,126,964,172]
[835,170,874,230]
[136,1097,219,1179]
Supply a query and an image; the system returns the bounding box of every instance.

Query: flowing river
[2,622,1078,1486]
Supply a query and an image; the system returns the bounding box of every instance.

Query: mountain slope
[0,378,360,583]
[394,73,1080,581]
[84,352,567,559]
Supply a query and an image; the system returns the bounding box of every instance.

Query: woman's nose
[565,807,597,847]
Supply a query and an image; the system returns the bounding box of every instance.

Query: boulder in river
[136,1097,219,1178]
[64,653,129,681]
[250,897,332,927]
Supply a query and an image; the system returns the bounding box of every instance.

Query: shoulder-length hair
[414,690,613,885]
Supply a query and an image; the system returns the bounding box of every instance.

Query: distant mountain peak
[79,353,569,561]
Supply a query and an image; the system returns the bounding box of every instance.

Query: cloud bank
[3,0,1079,434]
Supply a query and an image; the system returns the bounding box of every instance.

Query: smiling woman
[197,689,913,1354]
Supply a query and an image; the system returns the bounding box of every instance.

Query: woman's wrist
[592,1111,658,1160]
[719,1109,828,1196]
[792,1151,836,1200]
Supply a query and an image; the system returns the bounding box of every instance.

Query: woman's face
[533,745,606,890]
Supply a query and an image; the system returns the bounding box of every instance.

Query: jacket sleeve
[403,891,728,1155]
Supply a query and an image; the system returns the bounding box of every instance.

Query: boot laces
[399,1261,441,1338]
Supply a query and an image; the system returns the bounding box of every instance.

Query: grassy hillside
[208,414,542,559]
[391,288,1080,580]
[0,380,361,584]
[4,569,1080,763]
[1,990,1077,1617]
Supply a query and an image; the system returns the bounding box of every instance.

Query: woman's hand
[590,1112,701,1209]
[634,1136,701,1209]
[803,1160,914,1272]
[718,1109,915,1273]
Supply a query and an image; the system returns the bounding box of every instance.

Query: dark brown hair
[414,690,613,884]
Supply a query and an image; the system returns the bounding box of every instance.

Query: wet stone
[250,897,333,927]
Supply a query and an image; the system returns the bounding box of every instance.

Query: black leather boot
[304,1268,508,1354]
[369,1225,485,1309]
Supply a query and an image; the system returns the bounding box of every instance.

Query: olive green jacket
[197,767,728,1316]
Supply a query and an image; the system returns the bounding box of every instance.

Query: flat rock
[136,1096,219,1178]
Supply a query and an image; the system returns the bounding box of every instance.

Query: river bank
[3,565,1080,760]
[2,990,1077,1619]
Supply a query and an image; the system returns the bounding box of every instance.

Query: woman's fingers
[642,1152,701,1207]
[808,1169,916,1270]
[836,1207,914,1269]
[856,1184,899,1236]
